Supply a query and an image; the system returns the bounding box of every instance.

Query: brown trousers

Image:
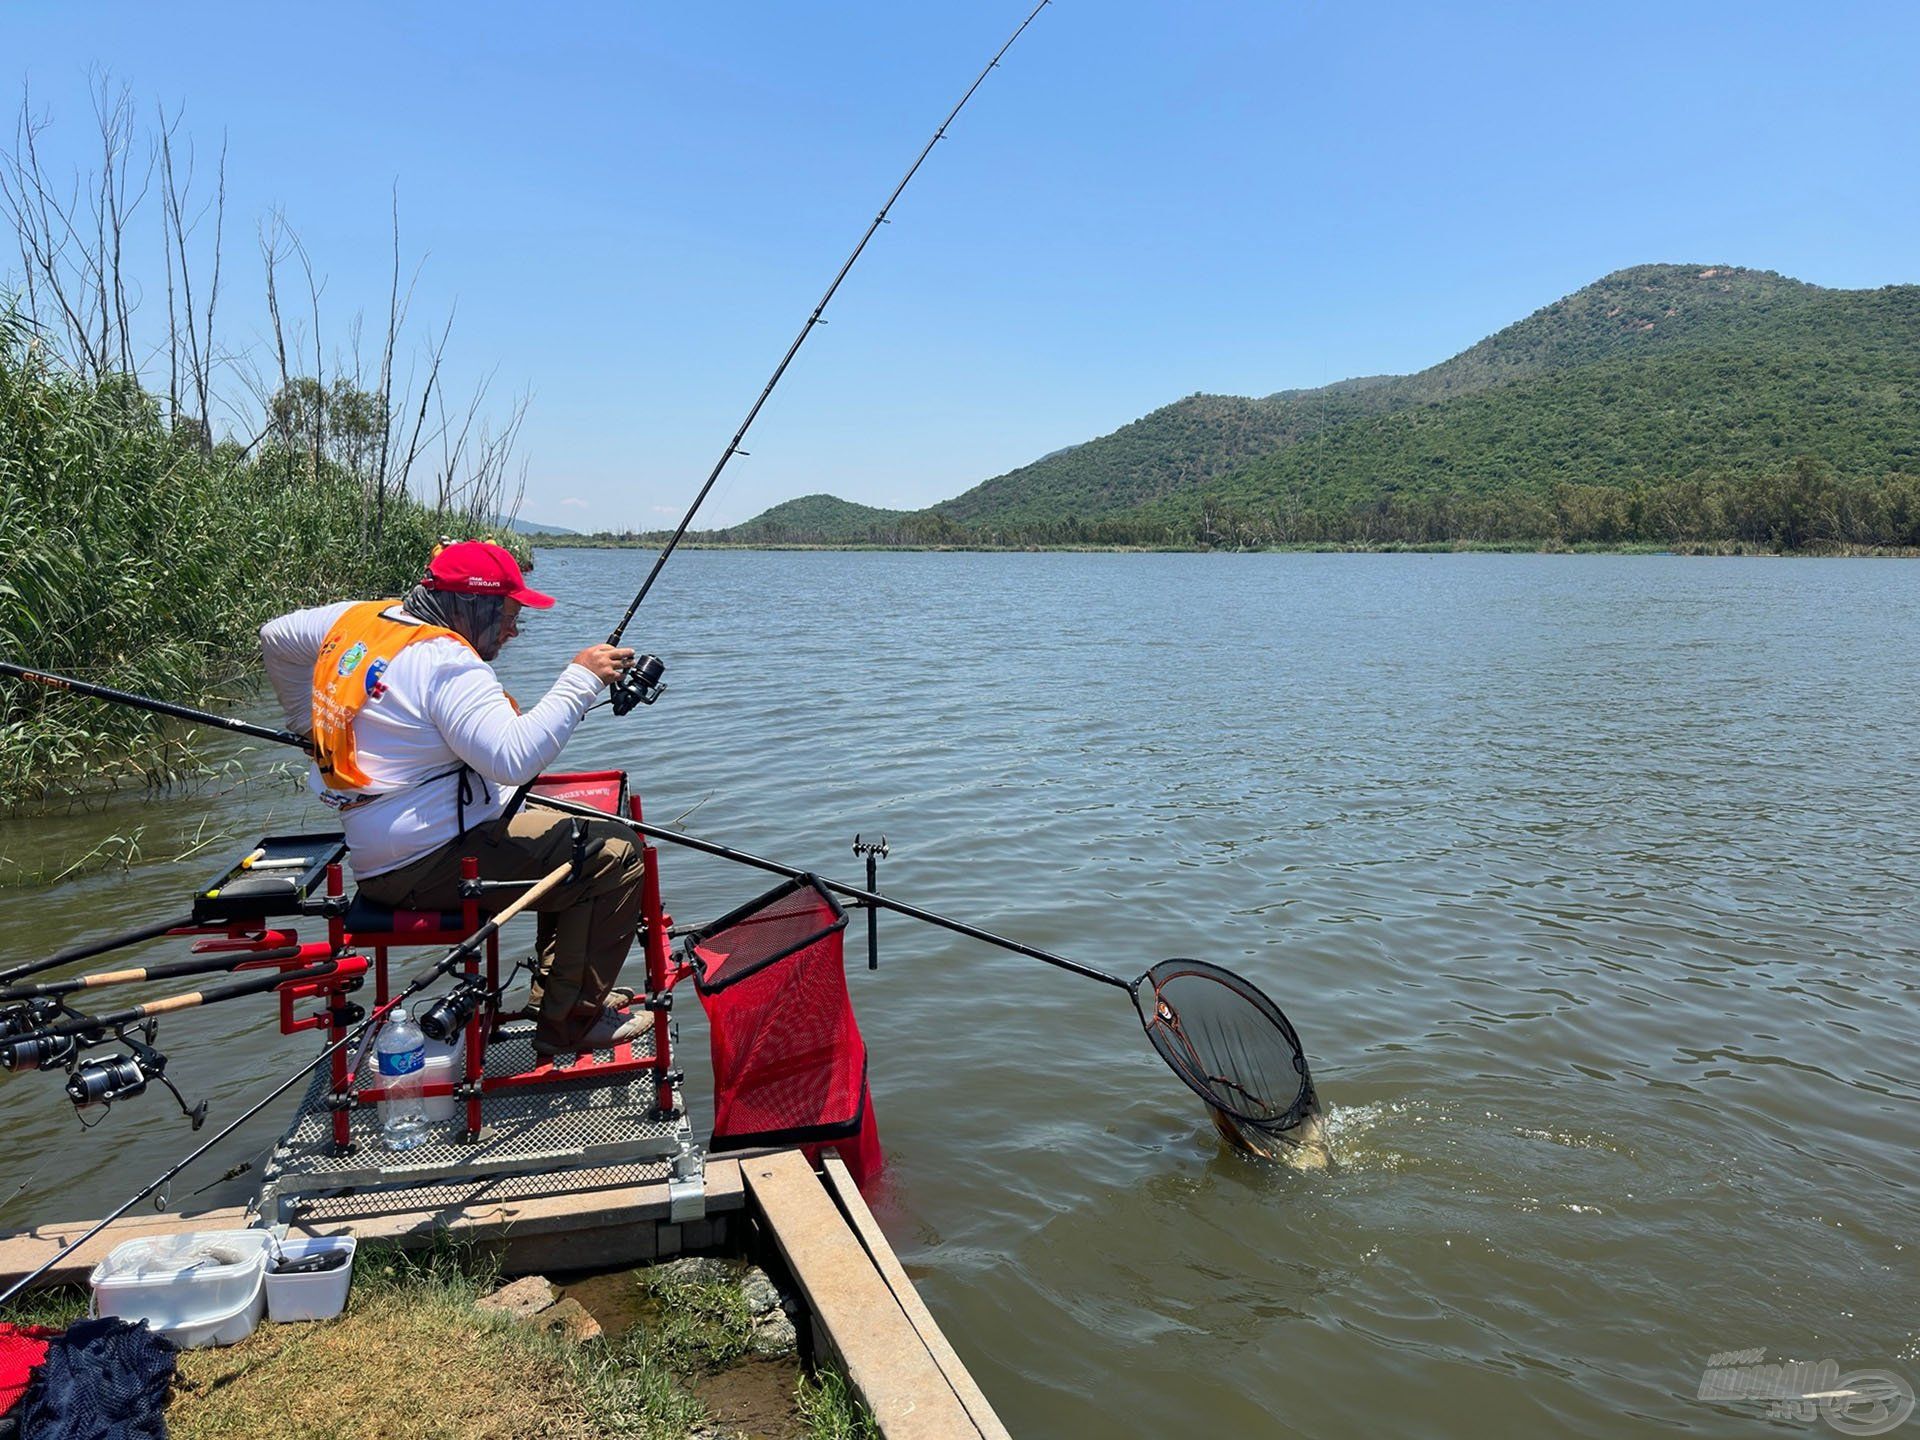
[358,809,644,1051]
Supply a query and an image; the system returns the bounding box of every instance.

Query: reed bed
[0,308,505,808]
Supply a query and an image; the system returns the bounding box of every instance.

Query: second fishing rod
[0,857,582,1310]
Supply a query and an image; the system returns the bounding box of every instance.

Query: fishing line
[600,1,1052,693]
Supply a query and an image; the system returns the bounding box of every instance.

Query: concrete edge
[744,1149,993,1440]
[821,1156,1012,1440]
[0,1159,747,1289]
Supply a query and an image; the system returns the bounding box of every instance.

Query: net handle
[528,792,1134,991]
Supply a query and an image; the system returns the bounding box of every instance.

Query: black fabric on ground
[15,1317,176,1440]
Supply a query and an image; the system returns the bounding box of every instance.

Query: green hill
[709,493,907,544]
[931,265,1832,535]
[1179,286,1920,514]
[715,265,1920,551]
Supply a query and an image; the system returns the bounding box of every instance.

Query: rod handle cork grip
[143,992,205,1016]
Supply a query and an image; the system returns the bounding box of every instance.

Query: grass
[164,1241,706,1440]
[0,1240,876,1440]
[796,1369,879,1440]
[637,1263,756,1369]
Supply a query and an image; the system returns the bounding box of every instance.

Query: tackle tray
[193,833,348,924]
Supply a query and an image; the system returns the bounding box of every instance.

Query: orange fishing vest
[311,601,473,793]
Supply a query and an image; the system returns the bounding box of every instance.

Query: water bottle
[376,1006,430,1151]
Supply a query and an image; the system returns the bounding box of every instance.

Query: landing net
[1133,958,1315,1137]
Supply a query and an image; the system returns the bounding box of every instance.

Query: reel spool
[67,1054,149,1109]
[0,1030,77,1072]
[607,653,667,715]
[419,978,488,1043]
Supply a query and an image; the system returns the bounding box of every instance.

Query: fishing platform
[150,770,708,1229]
[0,766,1003,1434]
[1,755,1310,1437]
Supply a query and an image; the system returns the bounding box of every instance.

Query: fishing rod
[0,945,306,1003]
[7,6,1048,738]
[600,0,1051,714]
[0,858,577,1309]
[0,661,314,752]
[0,912,202,989]
[0,959,348,1052]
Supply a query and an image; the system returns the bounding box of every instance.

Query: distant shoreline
[533,539,1920,558]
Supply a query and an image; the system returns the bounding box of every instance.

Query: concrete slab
[0,1159,746,1290]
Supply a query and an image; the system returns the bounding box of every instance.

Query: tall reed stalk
[0,307,515,807]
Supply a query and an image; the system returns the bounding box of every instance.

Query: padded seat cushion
[345,894,469,938]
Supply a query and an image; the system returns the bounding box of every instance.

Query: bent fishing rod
[0,859,578,1310]
[0,668,1127,997]
[0,665,1156,996]
[600,1,1050,711]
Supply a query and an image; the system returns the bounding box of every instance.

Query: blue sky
[6,2,1917,530]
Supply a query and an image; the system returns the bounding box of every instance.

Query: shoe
[533,1005,648,1058]
[512,986,637,1025]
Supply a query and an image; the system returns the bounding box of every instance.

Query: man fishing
[259,540,645,1057]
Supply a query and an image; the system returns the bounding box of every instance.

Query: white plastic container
[265,1235,357,1323]
[356,1032,464,1122]
[420,1032,467,1123]
[89,1229,271,1348]
[161,1286,267,1349]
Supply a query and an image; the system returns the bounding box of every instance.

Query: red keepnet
[691,877,882,1186]
[527,770,628,816]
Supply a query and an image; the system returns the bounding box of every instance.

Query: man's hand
[571,644,636,686]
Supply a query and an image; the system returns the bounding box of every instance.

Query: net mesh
[692,879,847,993]
[689,878,881,1184]
[1135,958,1314,1133]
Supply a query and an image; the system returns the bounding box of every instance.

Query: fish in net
[1132,958,1325,1166]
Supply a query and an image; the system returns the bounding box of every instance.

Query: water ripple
[2,551,1916,1436]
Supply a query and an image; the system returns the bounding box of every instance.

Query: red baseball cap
[423,541,555,608]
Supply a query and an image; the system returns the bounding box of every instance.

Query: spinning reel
[607,653,667,715]
[64,1022,208,1129]
[0,998,69,1070]
[1,999,207,1129]
[419,976,490,1044]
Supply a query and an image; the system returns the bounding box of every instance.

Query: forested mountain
[704,265,1920,550]
[707,493,907,544]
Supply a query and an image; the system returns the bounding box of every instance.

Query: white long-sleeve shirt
[260,602,603,877]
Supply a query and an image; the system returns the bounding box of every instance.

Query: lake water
[2,550,1916,1437]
